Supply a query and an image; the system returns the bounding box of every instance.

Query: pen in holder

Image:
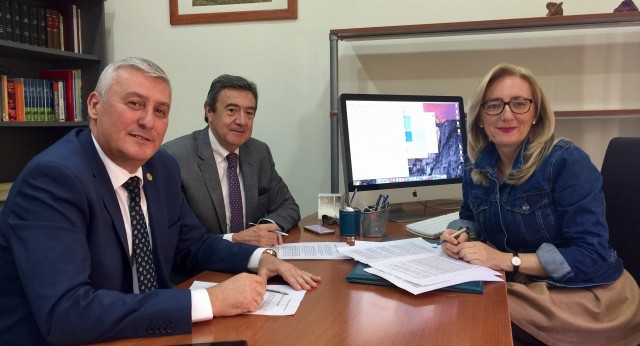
[361,205,390,237]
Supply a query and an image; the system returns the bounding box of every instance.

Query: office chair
[600,137,640,284]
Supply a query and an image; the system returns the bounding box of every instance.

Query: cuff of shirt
[223,233,233,242]
[247,248,265,272]
[191,288,213,322]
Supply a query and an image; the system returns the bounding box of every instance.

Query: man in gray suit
[163,74,300,249]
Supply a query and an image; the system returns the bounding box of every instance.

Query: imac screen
[340,93,467,221]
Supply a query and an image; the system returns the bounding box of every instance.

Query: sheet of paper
[190,281,305,316]
[275,241,374,260]
[337,237,437,264]
[366,267,503,295]
[337,238,503,294]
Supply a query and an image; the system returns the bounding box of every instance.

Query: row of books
[0,0,82,53]
[0,69,83,122]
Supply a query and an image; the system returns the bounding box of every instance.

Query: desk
[98,213,512,345]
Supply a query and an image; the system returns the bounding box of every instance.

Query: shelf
[330,12,640,40]
[328,12,640,192]
[0,40,101,61]
[0,121,89,127]
[556,109,640,118]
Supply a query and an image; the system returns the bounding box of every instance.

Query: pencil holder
[361,206,390,237]
[339,208,361,238]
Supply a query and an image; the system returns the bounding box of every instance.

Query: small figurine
[546,2,564,16]
[614,0,639,12]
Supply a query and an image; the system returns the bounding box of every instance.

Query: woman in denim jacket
[441,63,639,346]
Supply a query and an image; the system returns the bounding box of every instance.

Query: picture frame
[169,0,297,25]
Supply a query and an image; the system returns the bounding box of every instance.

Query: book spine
[37,6,46,47]
[30,5,37,46]
[20,2,29,44]
[46,8,53,48]
[2,0,11,41]
[52,9,60,50]
[57,80,64,121]
[1,75,8,121]
[0,0,4,40]
[7,80,16,121]
[11,0,19,42]
[73,69,81,121]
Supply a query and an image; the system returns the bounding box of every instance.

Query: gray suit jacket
[162,127,300,236]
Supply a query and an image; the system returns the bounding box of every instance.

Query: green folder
[345,261,484,294]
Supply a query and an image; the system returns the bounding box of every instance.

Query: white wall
[104,0,640,216]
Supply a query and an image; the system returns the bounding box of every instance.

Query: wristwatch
[263,248,278,258]
[511,253,521,274]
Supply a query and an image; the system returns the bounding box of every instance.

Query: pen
[266,288,289,296]
[349,188,358,207]
[374,194,383,210]
[439,227,467,246]
[249,222,289,236]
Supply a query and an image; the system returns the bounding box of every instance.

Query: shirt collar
[91,134,144,190]
[208,128,240,164]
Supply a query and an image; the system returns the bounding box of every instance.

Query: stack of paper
[337,238,503,295]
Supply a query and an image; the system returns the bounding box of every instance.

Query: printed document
[190,281,305,316]
[274,241,375,260]
[337,238,503,294]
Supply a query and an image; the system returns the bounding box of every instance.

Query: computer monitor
[339,93,467,222]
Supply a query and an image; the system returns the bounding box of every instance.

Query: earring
[479,124,483,128]
[532,121,536,124]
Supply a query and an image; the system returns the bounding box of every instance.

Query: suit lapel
[78,130,130,259]
[196,129,227,232]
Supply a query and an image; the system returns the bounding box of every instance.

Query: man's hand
[233,224,283,247]
[207,273,267,317]
[257,253,321,291]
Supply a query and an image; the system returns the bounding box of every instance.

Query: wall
[104,0,640,217]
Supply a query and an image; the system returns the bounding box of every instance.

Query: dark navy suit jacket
[0,128,258,345]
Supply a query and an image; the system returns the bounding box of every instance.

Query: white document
[190,281,305,316]
[366,267,503,295]
[275,242,374,260]
[337,238,503,293]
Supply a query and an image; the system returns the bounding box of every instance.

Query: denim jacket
[449,139,623,287]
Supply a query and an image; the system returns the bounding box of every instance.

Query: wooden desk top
[96,213,512,345]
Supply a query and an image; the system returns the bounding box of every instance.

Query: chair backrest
[600,137,640,284]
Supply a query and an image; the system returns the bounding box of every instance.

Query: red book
[39,70,74,121]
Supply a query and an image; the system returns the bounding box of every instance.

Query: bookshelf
[328,12,640,192]
[0,0,105,183]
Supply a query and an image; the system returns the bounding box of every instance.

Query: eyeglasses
[321,214,339,225]
[481,98,534,115]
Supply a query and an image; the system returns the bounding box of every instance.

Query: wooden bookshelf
[0,0,105,183]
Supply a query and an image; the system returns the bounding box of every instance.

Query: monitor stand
[387,203,428,223]
[387,200,462,223]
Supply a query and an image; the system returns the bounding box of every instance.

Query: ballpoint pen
[266,288,289,296]
[439,227,467,246]
[249,222,288,236]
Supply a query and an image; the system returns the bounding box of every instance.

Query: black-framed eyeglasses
[321,214,339,225]
[481,98,534,115]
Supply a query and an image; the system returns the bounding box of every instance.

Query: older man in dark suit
[163,74,300,248]
[0,57,320,345]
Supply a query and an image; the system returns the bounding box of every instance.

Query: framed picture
[169,0,297,25]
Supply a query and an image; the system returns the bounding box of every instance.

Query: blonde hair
[467,63,556,185]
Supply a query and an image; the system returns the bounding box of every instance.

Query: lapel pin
[146,173,153,181]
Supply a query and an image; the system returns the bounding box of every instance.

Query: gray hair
[94,57,171,99]
[204,74,258,123]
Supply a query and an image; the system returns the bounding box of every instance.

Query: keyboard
[405,211,459,239]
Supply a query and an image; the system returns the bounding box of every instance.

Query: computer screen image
[340,93,467,222]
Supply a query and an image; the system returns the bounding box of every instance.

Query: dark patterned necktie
[226,153,244,233]
[122,177,158,293]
